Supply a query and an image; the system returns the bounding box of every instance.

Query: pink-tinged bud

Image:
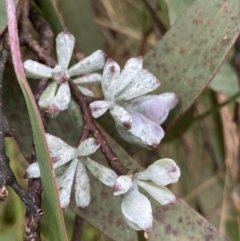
[109,105,132,130]
[114,175,133,195]
[52,65,70,84]
[116,69,160,101]
[68,50,106,77]
[101,59,121,101]
[126,93,178,125]
[56,32,75,69]
[115,112,164,149]
[75,160,90,208]
[136,180,176,205]
[121,182,153,232]
[84,157,118,187]
[136,158,181,186]
[89,100,111,118]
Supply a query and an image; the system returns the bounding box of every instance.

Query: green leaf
[165,0,195,26]
[71,126,227,241]
[144,0,240,127]
[53,0,102,55]
[5,0,68,240]
[210,60,240,103]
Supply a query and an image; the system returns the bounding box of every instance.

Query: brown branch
[68,79,130,176]
[0,34,43,236]
[71,215,84,241]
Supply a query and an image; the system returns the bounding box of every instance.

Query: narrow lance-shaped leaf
[5,1,68,240]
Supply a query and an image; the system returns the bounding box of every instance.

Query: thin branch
[68,79,130,176]
[71,215,84,241]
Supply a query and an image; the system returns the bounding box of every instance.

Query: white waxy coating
[116,112,164,149]
[136,158,181,186]
[76,138,100,157]
[68,50,106,77]
[75,160,90,208]
[101,59,121,101]
[114,175,133,195]
[121,182,152,232]
[116,69,160,101]
[56,32,75,69]
[56,158,78,209]
[84,157,118,187]
[109,104,132,130]
[136,180,176,205]
[89,100,111,118]
[23,60,52,79]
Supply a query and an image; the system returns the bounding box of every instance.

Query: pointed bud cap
[136,158,180,186]
[114,175,133,195]
[121,182,153,232]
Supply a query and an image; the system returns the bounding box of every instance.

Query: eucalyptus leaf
[144,0,240,127]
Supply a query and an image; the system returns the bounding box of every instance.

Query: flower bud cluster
[23,31,105,114]
[114,159,181,233]
[89,58,178,149]
[25,134,117,209]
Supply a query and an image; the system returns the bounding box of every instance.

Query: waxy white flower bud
[121,182,153,232]
[126,93,178,125]
[76,138,100,157]
[75,160,90,208]
[136,158,180,186]
[116,112,164,149]
[136,180,176,205]
[56,158,78,209]
[89,100,111,118]
[84,157,118,186]
[56,31,75,69]
[114,175,133,195]
[73,73,102,86]
[68,50,106,77]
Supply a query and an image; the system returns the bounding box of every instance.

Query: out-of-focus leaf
[210,60,240,103]
[144,0,240,127]
[0,0,18,35]
[156,0,170,29]
[39,0,64,36]
[71,126,228,241]
[54,0,102,55]
[163,106,195,142]
[5,1,68,240]
[165,0,195,26]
